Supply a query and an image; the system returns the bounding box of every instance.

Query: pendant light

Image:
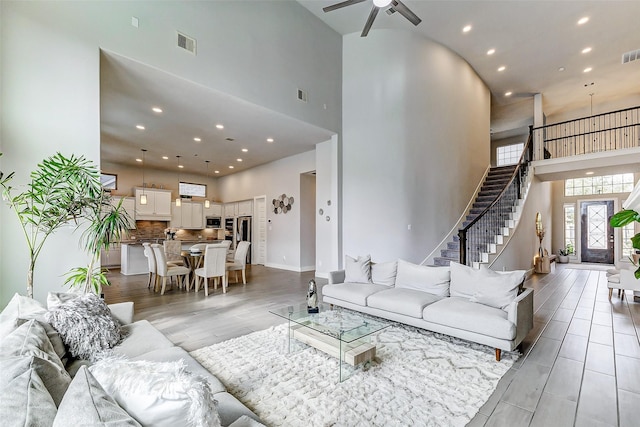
[175,155,182,207]
[204,160,210,208]
[139,149,148,205]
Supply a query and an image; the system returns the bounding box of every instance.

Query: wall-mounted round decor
[326,216,330,222]
[318,208,324,215]
[273,193,294,214]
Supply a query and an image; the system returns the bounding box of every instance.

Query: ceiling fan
[323,0,422,37]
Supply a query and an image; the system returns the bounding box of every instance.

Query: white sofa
[322,258,534,361]
[0,293,263,427]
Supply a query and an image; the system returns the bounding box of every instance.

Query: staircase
[433,165,518,267]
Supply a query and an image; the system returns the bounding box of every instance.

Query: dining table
[181,250,204,290]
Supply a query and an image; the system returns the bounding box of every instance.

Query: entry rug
[191,322,518,427]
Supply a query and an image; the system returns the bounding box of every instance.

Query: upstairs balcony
[531,106,640,181]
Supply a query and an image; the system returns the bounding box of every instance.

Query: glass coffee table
[270,303,390,382]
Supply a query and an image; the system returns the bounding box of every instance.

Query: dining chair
[151,243,190,295]
[221,239,233,261]
[163,240,185,266]
[142,243,157,290]
[226,241,251,285]
[194,244,228,296]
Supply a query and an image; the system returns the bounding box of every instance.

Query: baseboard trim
[265,263,316,273]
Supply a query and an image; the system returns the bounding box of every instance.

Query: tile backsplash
[129,221,224,240]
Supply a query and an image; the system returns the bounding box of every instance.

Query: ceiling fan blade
[361,6,380,37]
[391,0,422,26]
[323,0,367,13]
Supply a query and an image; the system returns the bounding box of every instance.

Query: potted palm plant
[610,179,640,279]
[1,152,131,297]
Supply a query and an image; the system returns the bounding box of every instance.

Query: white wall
[0,1,341,306]
[299,173,316,271]
[217,150,316,271]
[341,30,491,264]
[315,137,340,277]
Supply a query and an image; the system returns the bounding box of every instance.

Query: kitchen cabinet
[120,243,148,275]
[203,202,222,217]
[237,200,253,216]
[171,201,204,229]
[111,196,136,229]
[100,243,122,267]
[135,188,172,220]
[224,203,237,218]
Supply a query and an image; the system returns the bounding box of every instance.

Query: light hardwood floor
[104,263,640,427]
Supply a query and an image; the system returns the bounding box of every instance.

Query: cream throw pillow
[395,260,450,296]
[344,255,372,283]
[371,261,398,286]
[90,358,221,427]
[450,262,525,310]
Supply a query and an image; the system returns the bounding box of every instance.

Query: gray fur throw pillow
[45,293,123,361]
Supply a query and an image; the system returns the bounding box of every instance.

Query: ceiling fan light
[373,0,392,8]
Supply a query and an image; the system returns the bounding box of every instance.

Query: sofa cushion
[0,355,71,407]
[0,293,57,351]
[395,260,450,296]
[0,368,57,427]
[90,358,221,427]
[53,366,141,427]
[131,346,226,395]
[322,283,388,306]
[367,288,443,318]
[449,262,525,309]
[0,319,64,369]
[45,293,123,361]
[423,297,516,341]
[344,255,371,284]
[214,392,263,427]
[113,320,175,358]
[46,291,84,310]
[371,261,397,287]
[228,415,267,427]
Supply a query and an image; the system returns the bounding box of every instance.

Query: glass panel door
[580,200,614,264]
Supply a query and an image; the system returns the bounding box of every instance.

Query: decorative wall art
[272,193,294,214]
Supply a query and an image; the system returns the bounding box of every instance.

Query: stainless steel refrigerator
[236,216,252,263]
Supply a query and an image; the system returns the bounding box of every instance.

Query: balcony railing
[532,106,640,161]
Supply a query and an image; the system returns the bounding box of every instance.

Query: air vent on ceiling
[622,48,640,64]
[297,88,308,103]
[225,137,235,142]
[177,32,196,55]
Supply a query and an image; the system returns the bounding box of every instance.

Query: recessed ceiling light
[135,158,142,162]
[487,48,495,55]
[237,158,243,162]
[497,66,506,72]
[152,107,163,113]
[462,25,472,33]
[136,125,145,130]
[229,165,234,169]
[214,170,219,174]
[582,47,592,54]
[558,67,566,72]
[216,124,224,129]
[162,156,169,160]
[583,67,593,73]
[577,17,589,25]
[585,171,594,175]
[193,137,201,142]
[178,165,184,169]
[266,138,274,143]
[505,91,513,97]
[242,148,248,152]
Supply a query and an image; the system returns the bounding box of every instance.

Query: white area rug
[191,322,518,427]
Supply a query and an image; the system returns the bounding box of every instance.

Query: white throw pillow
[394,260,450,296]
[344,255,372,284]
[450,262,525,310]
[371,261,398,287]
[90,359,221,427]
[0,293,48,340]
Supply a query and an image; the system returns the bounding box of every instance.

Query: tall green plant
[610,209,640,279]
[65,194,131,294]
[0,153,104,298]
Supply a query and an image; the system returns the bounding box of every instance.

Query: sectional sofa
[0,292,263,427]
[322,257,534,361]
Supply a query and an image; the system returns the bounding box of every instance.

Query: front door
[580,200,614,264]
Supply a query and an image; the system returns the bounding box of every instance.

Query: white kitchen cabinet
[135,188,172,220]
[204,202,222,217]
[224,203,237,218]
[237,200,253,216]
[111,196,136,229]
[100,243,121,267]
[171,201,204,229]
